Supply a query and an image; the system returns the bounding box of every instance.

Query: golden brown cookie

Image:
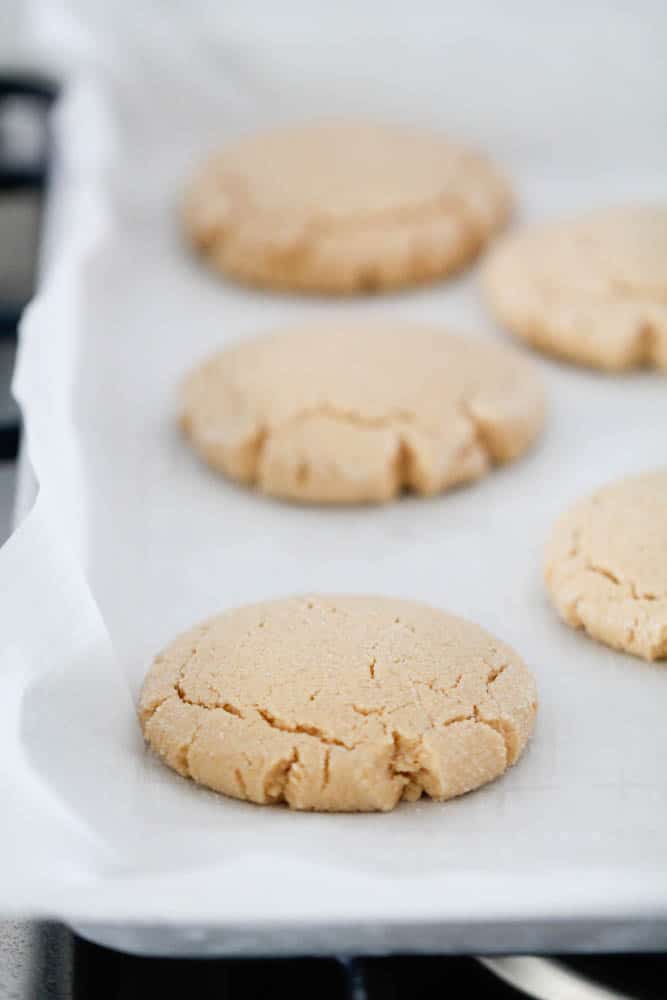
[180,322,545,504]
[140,595,538,812]
[183,122,512,293]
[545,469,667,660]
[482,205,667,372]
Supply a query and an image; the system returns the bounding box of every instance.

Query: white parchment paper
[3,0,667,951]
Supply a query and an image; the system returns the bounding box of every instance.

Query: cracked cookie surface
[183,122,512,294]
[180,323,545,504]
[139,595,538,812]
[482,205,667,372]
[545,469,667,660]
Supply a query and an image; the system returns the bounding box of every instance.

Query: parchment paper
[3,0,667,953]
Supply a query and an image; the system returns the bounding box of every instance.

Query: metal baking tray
[5,3,667,960]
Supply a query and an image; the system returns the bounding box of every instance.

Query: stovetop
[2,925,667,999]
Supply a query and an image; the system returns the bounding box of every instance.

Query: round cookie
[482,205,667,372]
[180,323,545,504]
[139,595,538,812]
[183,122,512,294]
[545,469,667,661]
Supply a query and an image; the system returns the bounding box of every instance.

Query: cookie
[139,595,537,812]
[180,322,545,504]
[545,470,667,660]
[183,122,512,294]
[482,205,667,372]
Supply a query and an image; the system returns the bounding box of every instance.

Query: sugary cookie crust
[183,122,512,294]
[180,323,545,504]
[140,595,538,812]
[545,470,667,660]
[482,206,667,372]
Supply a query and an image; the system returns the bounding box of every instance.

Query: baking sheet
[4,1,667,953]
